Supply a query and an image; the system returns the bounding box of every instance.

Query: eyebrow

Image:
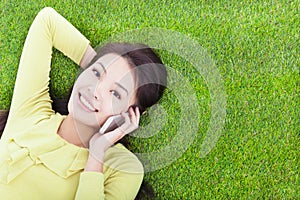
[96,61,107,74]
[115,82,129,95]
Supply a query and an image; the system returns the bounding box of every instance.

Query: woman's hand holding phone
[87,106,140,166]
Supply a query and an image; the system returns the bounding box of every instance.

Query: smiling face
[68,53,137,128]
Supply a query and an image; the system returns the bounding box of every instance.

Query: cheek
[75,70,95,88]
[112,98,132,114]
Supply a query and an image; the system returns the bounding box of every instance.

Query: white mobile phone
[99,114,126,134]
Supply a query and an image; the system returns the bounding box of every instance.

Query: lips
[78,93,98,112]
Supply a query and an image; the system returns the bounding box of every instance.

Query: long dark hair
[0,42,167,199]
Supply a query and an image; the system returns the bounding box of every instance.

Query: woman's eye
[111,90,121,99]
[92,68,100,78]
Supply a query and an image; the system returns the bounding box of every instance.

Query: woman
[0,7,167,199]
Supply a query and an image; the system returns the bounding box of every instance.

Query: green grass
[0,0,299,199]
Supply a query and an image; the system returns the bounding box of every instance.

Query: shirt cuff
[75,171,105,200]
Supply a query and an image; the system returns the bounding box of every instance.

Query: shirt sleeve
[8,7,90,121]
[75,171,143,200]
[75,172,105,200]
[75,145,144,200]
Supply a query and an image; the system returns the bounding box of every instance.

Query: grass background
[0,0,299,199]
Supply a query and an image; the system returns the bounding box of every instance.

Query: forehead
[98,53,125,67]
[97,53,136,88]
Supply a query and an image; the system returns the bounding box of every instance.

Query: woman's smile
[78,93,98,112]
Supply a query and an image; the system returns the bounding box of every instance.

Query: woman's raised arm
[8,7,91,120]
[80,45,97,69]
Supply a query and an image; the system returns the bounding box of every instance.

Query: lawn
[0,0,299,199]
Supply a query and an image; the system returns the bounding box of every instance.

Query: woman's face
[68,53,137,128]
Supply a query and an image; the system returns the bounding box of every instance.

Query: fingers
[114,107,140,140]
[128,106,140,127]
[90,107,141,153]
[134,106,140,125]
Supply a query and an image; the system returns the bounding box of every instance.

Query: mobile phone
[99,113,126,134]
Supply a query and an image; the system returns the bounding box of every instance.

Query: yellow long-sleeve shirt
[0,7,143,200]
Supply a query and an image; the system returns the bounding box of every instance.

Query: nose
[92,87,101,100]
[92,81,105,101]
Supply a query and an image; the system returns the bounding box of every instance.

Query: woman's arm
[80,45,97,69]
[75,145,144,200]
[7,7,90,121]
[76,107,143,199]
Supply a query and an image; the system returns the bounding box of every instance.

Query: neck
[57,114,97,148]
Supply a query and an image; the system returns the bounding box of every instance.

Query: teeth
[79,95,95,111]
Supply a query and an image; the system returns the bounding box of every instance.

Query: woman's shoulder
[103,143,144,174]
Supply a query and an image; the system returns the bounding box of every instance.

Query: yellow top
[0,7,143,200]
